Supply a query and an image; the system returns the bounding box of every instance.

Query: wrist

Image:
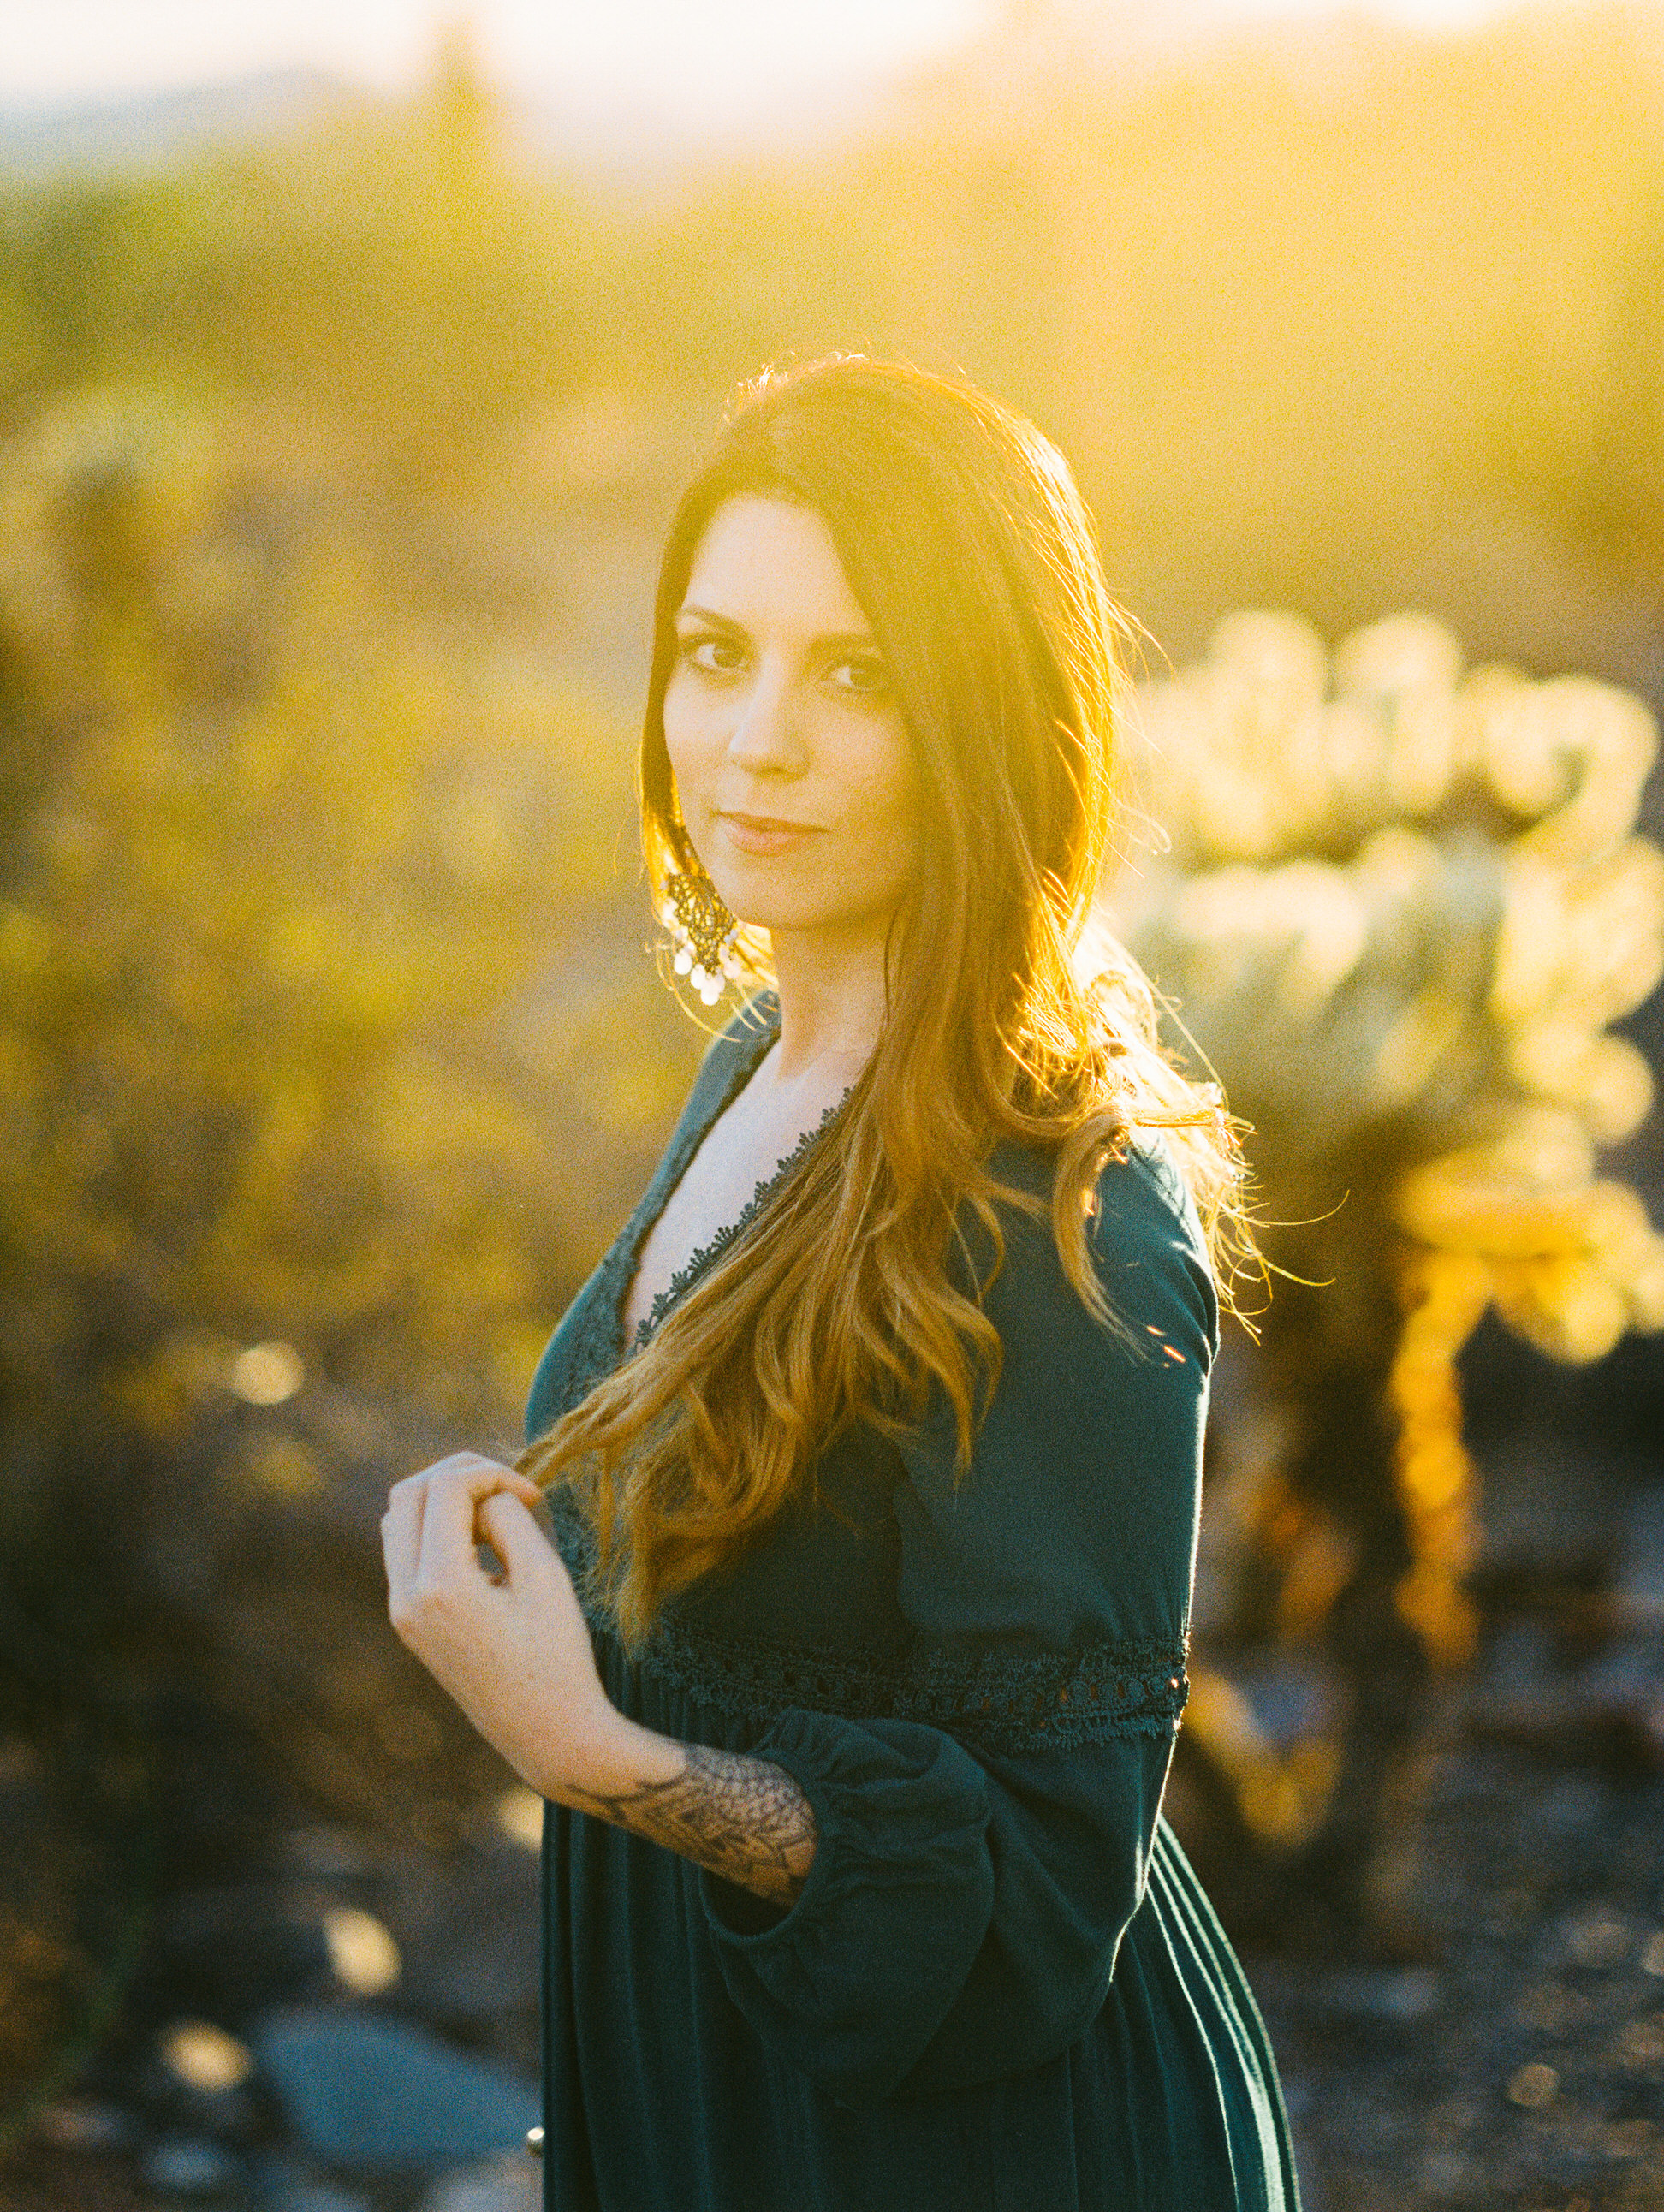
[539,1704,682,1805]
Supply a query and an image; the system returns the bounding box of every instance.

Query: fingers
[414,1453,544,1590]
[477,1489,555,1582]
[380,1472,425,1599]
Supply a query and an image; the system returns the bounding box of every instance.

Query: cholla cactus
[1110,611,1664,1912]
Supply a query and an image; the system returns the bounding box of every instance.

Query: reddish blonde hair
[521,356,1251,1642]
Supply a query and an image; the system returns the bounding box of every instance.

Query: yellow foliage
[0,378,680,1462]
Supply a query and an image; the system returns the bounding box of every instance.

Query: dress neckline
[612,1005,854,1361]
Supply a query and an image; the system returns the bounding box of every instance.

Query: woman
[381,356,1302,2210]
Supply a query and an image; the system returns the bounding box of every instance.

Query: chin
[705,866,819,933]
[747,906,893,943]
[723,901,816,937]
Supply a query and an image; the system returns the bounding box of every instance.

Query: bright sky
[0,0,1526,116]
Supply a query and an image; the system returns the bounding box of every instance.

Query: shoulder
[894,1129,1215,1648]
[983,1130,1219,1372]
[1096,1135,1221,1362]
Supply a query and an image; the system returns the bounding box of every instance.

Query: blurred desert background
[2,3,1663,2208]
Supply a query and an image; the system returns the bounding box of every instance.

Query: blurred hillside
[7,9,1664,677]
[0,72,370,184]
[7,9,1664,679]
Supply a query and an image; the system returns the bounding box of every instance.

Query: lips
[717,812,823,855]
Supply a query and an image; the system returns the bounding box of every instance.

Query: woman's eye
[679,634,744,675]
[829,657,891,699]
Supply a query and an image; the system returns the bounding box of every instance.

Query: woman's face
[662,496,922,951]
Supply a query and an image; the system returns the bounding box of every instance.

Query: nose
[725,659,809,779]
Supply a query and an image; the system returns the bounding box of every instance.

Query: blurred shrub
[0,384,679,1466]
[0,363,710,2120]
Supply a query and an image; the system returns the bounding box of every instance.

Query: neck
[762,919,891,1085]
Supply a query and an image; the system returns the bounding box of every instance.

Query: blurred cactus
[1113,610,1664,1924]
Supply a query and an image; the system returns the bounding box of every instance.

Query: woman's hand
[381,1450,817,1904]
[380,1451,621,1800]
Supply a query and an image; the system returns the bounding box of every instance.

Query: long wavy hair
[520,355,1255,1643]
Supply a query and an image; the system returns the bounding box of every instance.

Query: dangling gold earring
[659,865,742,1007]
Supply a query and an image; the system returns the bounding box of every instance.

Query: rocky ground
[1258,1718,1664,2211]
[1,1797,548,2212]
[1259,1425,1664,2212]
[9,1680,1662,2212]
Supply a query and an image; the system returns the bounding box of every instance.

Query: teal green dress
[525,1000,1302,2212]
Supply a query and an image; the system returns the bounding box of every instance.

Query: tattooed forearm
[562,1745,817,1907]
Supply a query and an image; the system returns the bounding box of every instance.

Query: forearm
[548,1713,817,1907]
[380,1459,814,1903]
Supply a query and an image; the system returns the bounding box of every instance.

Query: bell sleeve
[695,1137,1219,2107]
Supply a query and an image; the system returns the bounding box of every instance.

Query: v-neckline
[612,1007,853,1362]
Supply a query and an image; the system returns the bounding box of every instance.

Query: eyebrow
[675,604,880,652]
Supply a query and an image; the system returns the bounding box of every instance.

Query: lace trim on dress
[634,1613,1192,1753]
[892,1634,1190,1748]
[544,1489,1189,1752]
[628,1091,853,1353]
[552,1012,783,1410]
[538,1004,1190,1754]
